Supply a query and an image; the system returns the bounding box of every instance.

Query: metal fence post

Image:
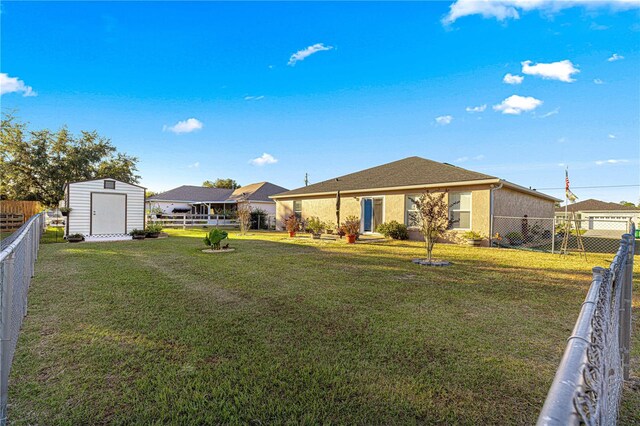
[621,233,634,380]
[551,217,556,254]
[0,253,15,425]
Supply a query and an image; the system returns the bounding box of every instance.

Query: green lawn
[9,229,640,424]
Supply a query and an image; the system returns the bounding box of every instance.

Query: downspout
[489,182,504,247]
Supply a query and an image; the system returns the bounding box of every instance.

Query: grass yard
[9,229,640,424]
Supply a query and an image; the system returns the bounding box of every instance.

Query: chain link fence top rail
[0,213,44,424]
[537,225,635,425]
[492,216,638,255]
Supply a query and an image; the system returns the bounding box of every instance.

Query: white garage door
[92,193,126,235]
[588,216,628,231]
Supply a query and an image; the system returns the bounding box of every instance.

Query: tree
[620,201,636,207]
[236,201,252,235]
[409,191,457,263]
[203,178,240,189]
[1,114,139,207]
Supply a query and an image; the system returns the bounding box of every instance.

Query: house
[555,199,639,232]
[64,178,146,236]
[146,181,288,218]
[271,156,559,243]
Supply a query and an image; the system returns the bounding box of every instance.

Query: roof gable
[148,182,288,203]
[274,157,497,197]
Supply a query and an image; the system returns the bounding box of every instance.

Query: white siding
[248,201,276,216]
[67,179,145,235]
[145,201,192,214]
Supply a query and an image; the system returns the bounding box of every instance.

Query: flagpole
[565,166,568,223]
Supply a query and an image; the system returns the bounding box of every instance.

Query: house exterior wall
[146,201,192,214]
[493,187,555,218]
[248,201,276,217]
[67,179,145,236]
[274,184,494,242]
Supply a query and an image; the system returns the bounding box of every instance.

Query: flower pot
[346,234,357,244]
[67,236,83,243]
[311,233,321,240]
[326,229,334,234]
[132,234,146,240]
[61,211,70,217]
[146,232,160,239]
[289,231,296,237]
[466,238,482,247]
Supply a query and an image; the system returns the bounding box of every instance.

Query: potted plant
[462,230,483,247]
[341,216,360,244]
[204,228,229,250]
[505,231,524,246]
[306,216,325,239]
[60,207,72,217]
[325,221,335,234]
[130,229,146,240]
[284,214,300,237]
[145,223,163,238]
[66,233,84,243]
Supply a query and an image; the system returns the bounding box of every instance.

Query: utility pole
[304,173,309,186]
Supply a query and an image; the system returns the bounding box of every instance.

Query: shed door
[91,193,126,235]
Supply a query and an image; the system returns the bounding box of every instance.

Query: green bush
[376,221,409,240]
[145,223,163,233]
[204,228,228,250]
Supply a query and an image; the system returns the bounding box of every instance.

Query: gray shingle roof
[273,157,497,197]
[555,199,640,212]
[148,182,289,203]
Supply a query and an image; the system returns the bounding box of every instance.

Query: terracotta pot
[346,234,357,244]
[289,231,296,237]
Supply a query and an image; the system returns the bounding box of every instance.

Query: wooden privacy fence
[0,201,43,232]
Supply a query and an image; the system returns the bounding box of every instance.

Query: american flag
[565,168,578,202]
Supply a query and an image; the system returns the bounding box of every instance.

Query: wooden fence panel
[0,201,43,224]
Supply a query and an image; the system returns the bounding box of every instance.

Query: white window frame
[293,200,302,220]
[449,192,472,230]
[360,196,385,234]
[405,194,421,228]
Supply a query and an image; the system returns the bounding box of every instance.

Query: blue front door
[363,199,373,232]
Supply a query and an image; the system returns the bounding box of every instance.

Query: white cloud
[244,95,265,101]
[188,161,200,169]
[503,73,524,85]
[590,22,609,31]
[595,159,629,165]
[435,115,453,125]
[594,78,604,84]
[466,104,487,113]
[521,60,579,82]
[456,156,469,162]
[250,153,278,166]
[287,43,334,66]
[456,154,484,162]
[557,137,567,143]
[0,73,37,97]
[442,0,640,24]
[493,95,543,115]
[608,134,616,139]
[163,118,203,134]
[608,53,624,62]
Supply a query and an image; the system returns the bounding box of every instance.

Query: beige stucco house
[271,157,559,244]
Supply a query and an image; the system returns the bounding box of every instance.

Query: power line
[536,184,640,190]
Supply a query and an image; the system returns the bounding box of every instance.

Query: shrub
[145,223,163,234]
[250,208,269,230]
[376,221,409,240]
[284,215,300,233]
[204,228,228,250]
[129,229,146,236]
[462,230,482,240]
[306,216,325,235]
[341,216,360,236]
[505,232,523,241]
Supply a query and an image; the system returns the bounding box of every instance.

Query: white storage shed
[64,178,145,236]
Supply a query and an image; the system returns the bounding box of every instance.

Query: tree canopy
[0,114,140,207]
[202,178,240,189]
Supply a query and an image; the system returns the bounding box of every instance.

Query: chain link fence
[492,216,638,254]
[537,226,635,425]
[0,214,44,424]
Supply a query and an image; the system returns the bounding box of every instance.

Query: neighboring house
[146,182,288,218]
[64,178,146,236]
[555,199,640,232]
[271,156,559,243]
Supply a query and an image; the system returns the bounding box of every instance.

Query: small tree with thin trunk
[236,201,252,235]
[409,191,457,263]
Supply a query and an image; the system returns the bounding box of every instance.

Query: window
[104,180,116,189]
[449,192,471,229]
[293,200,302,220]
[405,195,420,227]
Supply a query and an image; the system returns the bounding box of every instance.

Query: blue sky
[2,1,639,203]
